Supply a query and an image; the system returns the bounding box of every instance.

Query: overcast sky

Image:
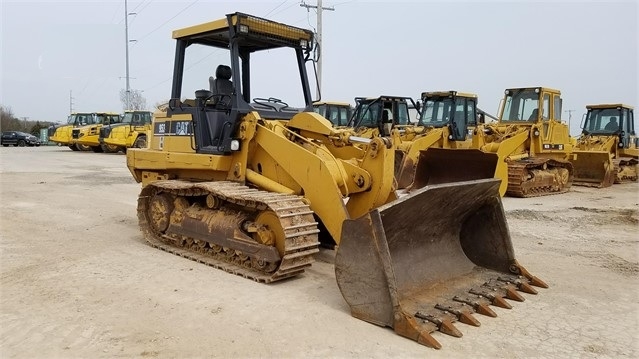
[1,0,637,134]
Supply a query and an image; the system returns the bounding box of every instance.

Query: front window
[313,104,327,117]
[501,89,540,122]
[420,98,454,127]
[336,107,350,126]
[181,43,314,112]
[67,115,75,125]
[396,103,409,125]
[107,114,122,125]
[542,94,550,120]
[352,102,382,128]
[467,99,477,126]
[583,108,622,134]
[76,114,96,126]
[122,112,134,124]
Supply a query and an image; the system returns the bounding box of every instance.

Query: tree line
[0,106,52,136]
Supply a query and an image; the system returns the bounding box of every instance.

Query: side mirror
[414,101,421,111]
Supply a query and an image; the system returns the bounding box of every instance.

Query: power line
[135,0,200,43]
[130,0,150,12]
[265,0,288,17]
[271,1,302,17]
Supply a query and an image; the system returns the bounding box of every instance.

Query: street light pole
[124,0,131,110]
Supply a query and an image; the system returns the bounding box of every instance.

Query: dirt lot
[1,146,638,358]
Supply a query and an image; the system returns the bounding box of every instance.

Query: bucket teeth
[498,276,539,295]
[417,332,442,350]
[435,304,481,327]
[491,296,512,309]
[453,296,498,317]
[469,289,513,309]
[511,262,549,288]
[439,319,463,338]
[505,287,526,302]
[415,312,463,338]
[518,281,538,294]
[475,302,498,317]
[393,314,442,349]
[528,275,549,288]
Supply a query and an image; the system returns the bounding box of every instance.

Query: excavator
[312,101,352,126]
[570,104,638,185]
[125,12,547,349]
[100,110,153,152]
[417,87,575,197]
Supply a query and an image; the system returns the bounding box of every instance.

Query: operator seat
[208,65,233,96]
[528,108,539,121]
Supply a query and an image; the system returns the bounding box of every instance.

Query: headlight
[230,140,240,151]
[239,24,249,33]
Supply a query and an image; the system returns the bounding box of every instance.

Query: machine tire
[2,144,8,147]
[90,145,104,153]
[133,135,147,149]
[69,144,80,151]
[100,144,119,153]
[76,144,92,151]
[17,140,26,147]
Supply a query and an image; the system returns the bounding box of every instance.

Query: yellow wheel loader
[48,113,95,151]
[417,87,575,197]
[571,104,638,185]
[74,112,122,153]
[312,101,352,126]
[126,12,547,350]
[101,110,153,153]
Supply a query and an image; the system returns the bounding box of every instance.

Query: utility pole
[124,0,136,110]
[69,90,75,114]
[564,109,576,135]
[300,0,334,99]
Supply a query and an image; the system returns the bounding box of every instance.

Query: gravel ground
[1,146,638,358]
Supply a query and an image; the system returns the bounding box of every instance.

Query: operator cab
[349,96,419,136]
[419,91,477,141]
[313,101,352,127]
[500,87,562,124]
[582,104,635,148]
[167,12,316,154]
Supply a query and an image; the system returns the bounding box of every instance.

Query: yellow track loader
[393,91,481,188]
[312,101,352,126]
[126,12,547,350]
[571,104,638,185]
[348,95,420,137]
[416,87,575,197]
[101,110,153,152]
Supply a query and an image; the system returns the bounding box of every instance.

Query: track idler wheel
[147,193,174,233]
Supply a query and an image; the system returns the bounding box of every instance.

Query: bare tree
[154,99,170,112]
[0,106,23,132]
[119,89,148,111]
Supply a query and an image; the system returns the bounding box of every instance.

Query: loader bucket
[335,179,547,349]
[570,150,615,188]
[411,148,499,190]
